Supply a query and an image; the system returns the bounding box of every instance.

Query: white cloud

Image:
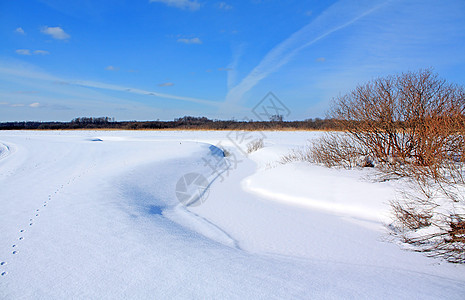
[33,50,50,55]
[177,37,202,44]
[73,80,218,106]
[149,0,200,11]
[316,57,326,62]
[15,27,25,34]
[224,0,388,105]
[41,26,70,40]
[105,65,119,71]
[16,49,51,56]
[0,64,219,107]
[158,82,174,87]
[226,43,244,91]
[218,2,233,10]
[16,49,31,55]
[2,102,41,108]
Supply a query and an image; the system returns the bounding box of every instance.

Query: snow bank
[243,163,393,225]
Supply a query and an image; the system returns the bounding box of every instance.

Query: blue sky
[1,0,464,121]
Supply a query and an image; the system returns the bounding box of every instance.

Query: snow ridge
[0,142,10,160]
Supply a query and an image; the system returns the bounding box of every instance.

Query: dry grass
[247,139,264,153]
[280,145,313,164]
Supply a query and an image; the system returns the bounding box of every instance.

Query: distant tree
[270,114,283,122]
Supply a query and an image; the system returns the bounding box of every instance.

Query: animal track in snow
[4,179,77,277]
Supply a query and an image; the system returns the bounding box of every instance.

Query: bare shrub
[391,199,433,231]
[310,132,371,168]
[280,145,313,164]
[247,138,264,153]
[312,69,465,263]
[398,213,465,264]
[281,133,374,168]
[328,69,465,172]
[391,166,465,263]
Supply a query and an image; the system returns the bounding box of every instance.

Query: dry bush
[281,133,375,168]
[309,132,374,168]
[399,213,465,264]
[329,69,465,172]
[391,166,465,263]
[391,200,433,231]
[247,138,264,153]
[311,69,465,263]
[280,145,313,164]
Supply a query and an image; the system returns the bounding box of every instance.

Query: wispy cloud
[316,57,326,62]
[16,49,50,56]
[15,27,25,34]
[217,2,233,10]
[177,37,202,44]
[33,50,50,55]
[74,80,217,106]
[0,65,219,107]
[41,26,70,40]
[224,0,388,104]
[149,0,200,11]
[105,65,119,71]
[1,102,48,109]
[158,82,174,87]
[226,43,245,91]
[16,49,31,55]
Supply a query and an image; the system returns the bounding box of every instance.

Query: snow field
[0,130,464,299]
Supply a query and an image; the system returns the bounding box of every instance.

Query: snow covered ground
[0,130,464,299]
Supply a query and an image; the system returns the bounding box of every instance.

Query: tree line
[0,117,343,131]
